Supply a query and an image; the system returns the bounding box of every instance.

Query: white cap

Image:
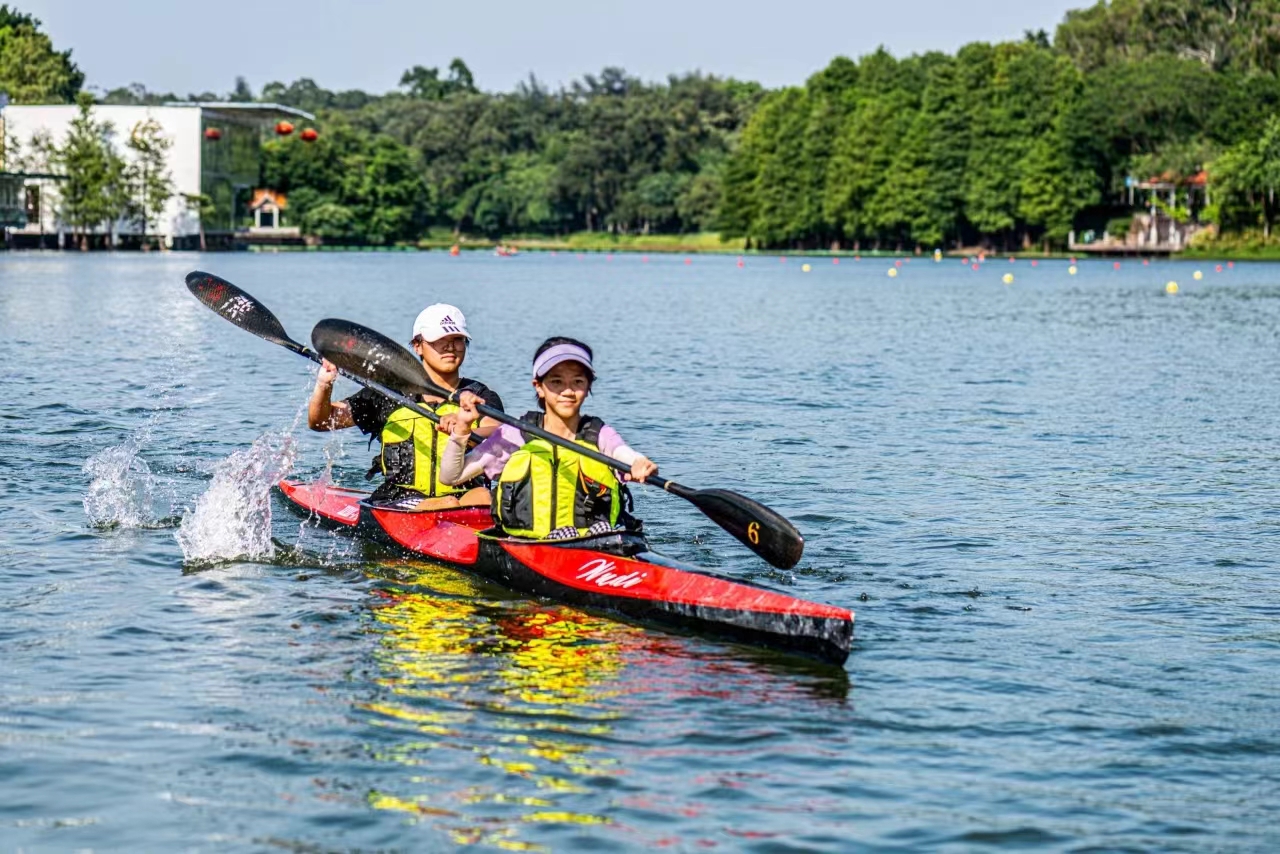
[412,304,470,343]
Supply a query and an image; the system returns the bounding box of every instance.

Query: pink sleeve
[476,424,525,480]
[595,424,640,467]
[596,424,626,457]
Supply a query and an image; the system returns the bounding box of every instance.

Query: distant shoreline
[6,231,1279,262]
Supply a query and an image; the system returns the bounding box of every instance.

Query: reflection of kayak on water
[279,479,854,665]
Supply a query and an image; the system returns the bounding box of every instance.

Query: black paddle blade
[311,318,433,397]
[673,484,805,569]
[185,271,307,354]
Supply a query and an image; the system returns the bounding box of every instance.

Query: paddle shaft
[422,381,687,489]
[284,340,462,429]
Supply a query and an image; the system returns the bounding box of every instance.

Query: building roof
[0,170,65,180]
[164,102,315,122]
[1136,170,1208,190]
[250,189,287,210]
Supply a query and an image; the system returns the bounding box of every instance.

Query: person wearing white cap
[437,336,658,540]
[308,303,505,508]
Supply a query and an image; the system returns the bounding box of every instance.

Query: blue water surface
[1,251,1276,851]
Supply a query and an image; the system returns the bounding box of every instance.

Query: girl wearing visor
[439,337,658,540]
[308,303,505,509]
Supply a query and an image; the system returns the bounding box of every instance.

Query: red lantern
[275,121,294,136]
[204,127,222,141]
[300,127,318,142]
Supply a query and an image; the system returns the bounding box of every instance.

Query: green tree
[399,59,477,100]
[1055,0,1280,76]
[229,75,254,102]
[54,94,128,249]
[300,201,356,239]
[1210,114,1280,236]
[0,5,84,103]
[182,192,215,251]
[125,118,174,246]
[261,117,425,244]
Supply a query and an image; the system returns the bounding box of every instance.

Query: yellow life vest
[493,412,622,539]
[379,400,469,498]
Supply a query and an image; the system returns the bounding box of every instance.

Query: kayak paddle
[184,271,454,430]
[311,317,806,570]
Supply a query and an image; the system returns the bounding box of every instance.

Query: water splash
[83,441,166,529]
[82,363,191,530]
[175,430,298,564]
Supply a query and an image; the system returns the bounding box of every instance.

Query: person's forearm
[439,433,488,484]
[610,445,640,466]
[308,382,336,430]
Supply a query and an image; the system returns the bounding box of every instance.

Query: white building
[0,102,311,248]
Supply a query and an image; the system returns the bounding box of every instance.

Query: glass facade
[200,115,264,232]
[0,173,25,227]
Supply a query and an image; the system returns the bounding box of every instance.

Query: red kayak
[278,479,853,665]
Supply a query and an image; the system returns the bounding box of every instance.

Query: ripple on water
[2,254,1280,851]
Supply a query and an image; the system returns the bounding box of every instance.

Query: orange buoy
[449,244,460,256]
[1113,261,1121,270]
[275,121,295,136]
[1030,260,1038,267]
[300,127,318,142]
[204,127,222,141]
[832,257,839,265]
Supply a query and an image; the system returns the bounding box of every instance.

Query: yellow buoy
[1193,270,1203,280]
[1068,265,1078,275]
[1166,281,1179,294]
[887,268,898,278]
[801,263,811,273]
[1002,273,1014,284]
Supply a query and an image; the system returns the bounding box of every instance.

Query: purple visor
[533,343,594,379]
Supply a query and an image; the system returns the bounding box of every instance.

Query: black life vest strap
[518,410,604,446]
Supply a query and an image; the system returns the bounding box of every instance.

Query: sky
[19,0,1085,96]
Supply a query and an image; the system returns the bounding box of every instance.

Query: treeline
[9,1,1280,248]
[89,65,762,245]
[255,67,761,243]
[721,4,1280,250]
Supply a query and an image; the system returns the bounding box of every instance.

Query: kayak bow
[278,480,853,665]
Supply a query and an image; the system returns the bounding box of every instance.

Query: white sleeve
[439,434,489,485]
[609,444,640,467]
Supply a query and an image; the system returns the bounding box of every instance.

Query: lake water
[1,250,1277,851]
